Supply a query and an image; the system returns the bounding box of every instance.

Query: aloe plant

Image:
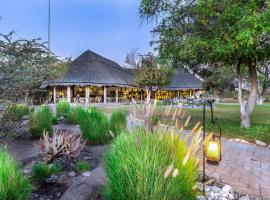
[39,129,85,163]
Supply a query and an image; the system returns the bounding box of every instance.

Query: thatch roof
[165,69,203,90]
[42,50,203,90]
[42,50,135,88]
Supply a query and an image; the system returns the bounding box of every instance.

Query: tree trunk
[256,95,264,106]
[237,58,258,128]
[146,88,151,104]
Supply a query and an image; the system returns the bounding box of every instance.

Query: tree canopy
[0,31,66,102]
[140,0,270,128]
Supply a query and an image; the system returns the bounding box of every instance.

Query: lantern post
[202,99,222,194]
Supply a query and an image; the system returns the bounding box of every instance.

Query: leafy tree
[140,0,270,128]
[0,31,66,102]
[200,65,235,100]
[0,31,65,135]
[125,50,173,102]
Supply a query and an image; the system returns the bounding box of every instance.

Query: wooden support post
[67,86,71,103]
[53,86,56,104]
[85,86,90,106]
[104,86,107,104]
[189,89,192,97]
[116,88,119,103]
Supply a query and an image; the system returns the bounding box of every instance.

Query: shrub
[0,149,31,200]
[66,107,81,124]
[110,110,127,137]
[75,161,90,173]
[30,106,53,138]
[56,100,70,118]
[77,107,110,144]
[14,104,29,121]
[32,162,61,182]
[104,129,198,200]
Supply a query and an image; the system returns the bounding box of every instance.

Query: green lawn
[176,103,270,144]
[100,103,270,144]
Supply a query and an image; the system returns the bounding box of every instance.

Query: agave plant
[39,129,85,163]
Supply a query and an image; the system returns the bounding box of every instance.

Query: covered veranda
[48,85,145,104]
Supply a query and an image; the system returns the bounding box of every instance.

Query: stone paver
[204,138,270,198]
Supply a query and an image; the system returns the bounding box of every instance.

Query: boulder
[60,164,106,200]
[255,140,267,147]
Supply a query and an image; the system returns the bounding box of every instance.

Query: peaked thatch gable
[43,50,134,87]
[42,50,203,90]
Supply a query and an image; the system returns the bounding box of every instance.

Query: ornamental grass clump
[66,106,81,124]
[30,106,53,138]
[109,110,127,137]
[56,100,71,118]
[75,161,90,173]
[77,107,110,144]
[0,149,32,200]
[32,162,62,182]
[105,101,202,200]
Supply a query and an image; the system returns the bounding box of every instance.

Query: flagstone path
[205,138,270,198]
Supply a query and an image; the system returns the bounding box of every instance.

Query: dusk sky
[0,0,154,65]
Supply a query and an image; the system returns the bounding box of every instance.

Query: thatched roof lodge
[43,50,203,104]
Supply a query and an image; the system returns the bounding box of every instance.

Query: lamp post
[202,99,222,194]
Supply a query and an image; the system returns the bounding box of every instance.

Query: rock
[208,185,221,193]
[194,182,204,192]
[196,195,206,200]
[239,195,251,200]
[82,171,91,177]
[23,169,32,175]
[60,165,106,200]
[68,171,76,177]
[83,156,92,160]
[267,144,270,149]
[56,192,62,198]
[222,184,232,193]
[45,175,58,184]
[255,140,267,147]
[228,193,234,200]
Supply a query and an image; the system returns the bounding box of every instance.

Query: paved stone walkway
[205,138,270,198]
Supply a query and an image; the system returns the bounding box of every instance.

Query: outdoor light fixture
[202,99,222,194]
[206,134,222,164]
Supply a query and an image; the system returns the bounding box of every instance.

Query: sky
[0,0,154,65]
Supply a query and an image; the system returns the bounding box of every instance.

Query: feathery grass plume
[113,101,204,199]
[104,128,198,200]
[164,164,174,178]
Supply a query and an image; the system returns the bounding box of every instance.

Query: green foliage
[0,149,31,200]
[32,162,62,182]
[51,115,58,125]
[12,104,29,121]
[56,100,71,118]
[75,161,90,173]
[30,106,53,138]
[110,110,127,137]
[0,31,66,102]
[0,103,29,136]
[66,107,81,124]
[104,129,197,200]
[77,107,110,144]
[135,53,173,89]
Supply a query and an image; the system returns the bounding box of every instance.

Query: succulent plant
[39,129,85,163]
